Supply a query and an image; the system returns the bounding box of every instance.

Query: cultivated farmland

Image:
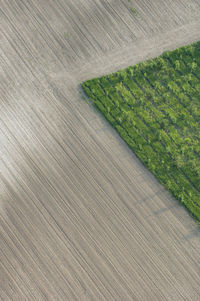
[1,1,200,300]
[82,42,200,221]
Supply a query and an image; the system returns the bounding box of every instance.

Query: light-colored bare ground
[0,1,200,300]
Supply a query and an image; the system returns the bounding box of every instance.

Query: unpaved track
[0,1,200,300]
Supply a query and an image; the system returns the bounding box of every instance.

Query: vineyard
[82,41,200,221]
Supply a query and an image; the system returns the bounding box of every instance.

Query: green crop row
[82,41,200,221]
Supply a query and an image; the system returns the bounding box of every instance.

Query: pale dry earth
[0,1,200,300]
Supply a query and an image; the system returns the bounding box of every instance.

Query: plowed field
[1,1,200,300]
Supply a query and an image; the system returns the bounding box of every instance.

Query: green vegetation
[82,41,200,221]
[130,7,138,15]
[64,32,71,40]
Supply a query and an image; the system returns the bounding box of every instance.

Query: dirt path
[0,1,200,300]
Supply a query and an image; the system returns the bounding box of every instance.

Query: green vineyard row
[82,41,200,221]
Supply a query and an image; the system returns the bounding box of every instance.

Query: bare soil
[0,1,200,300]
